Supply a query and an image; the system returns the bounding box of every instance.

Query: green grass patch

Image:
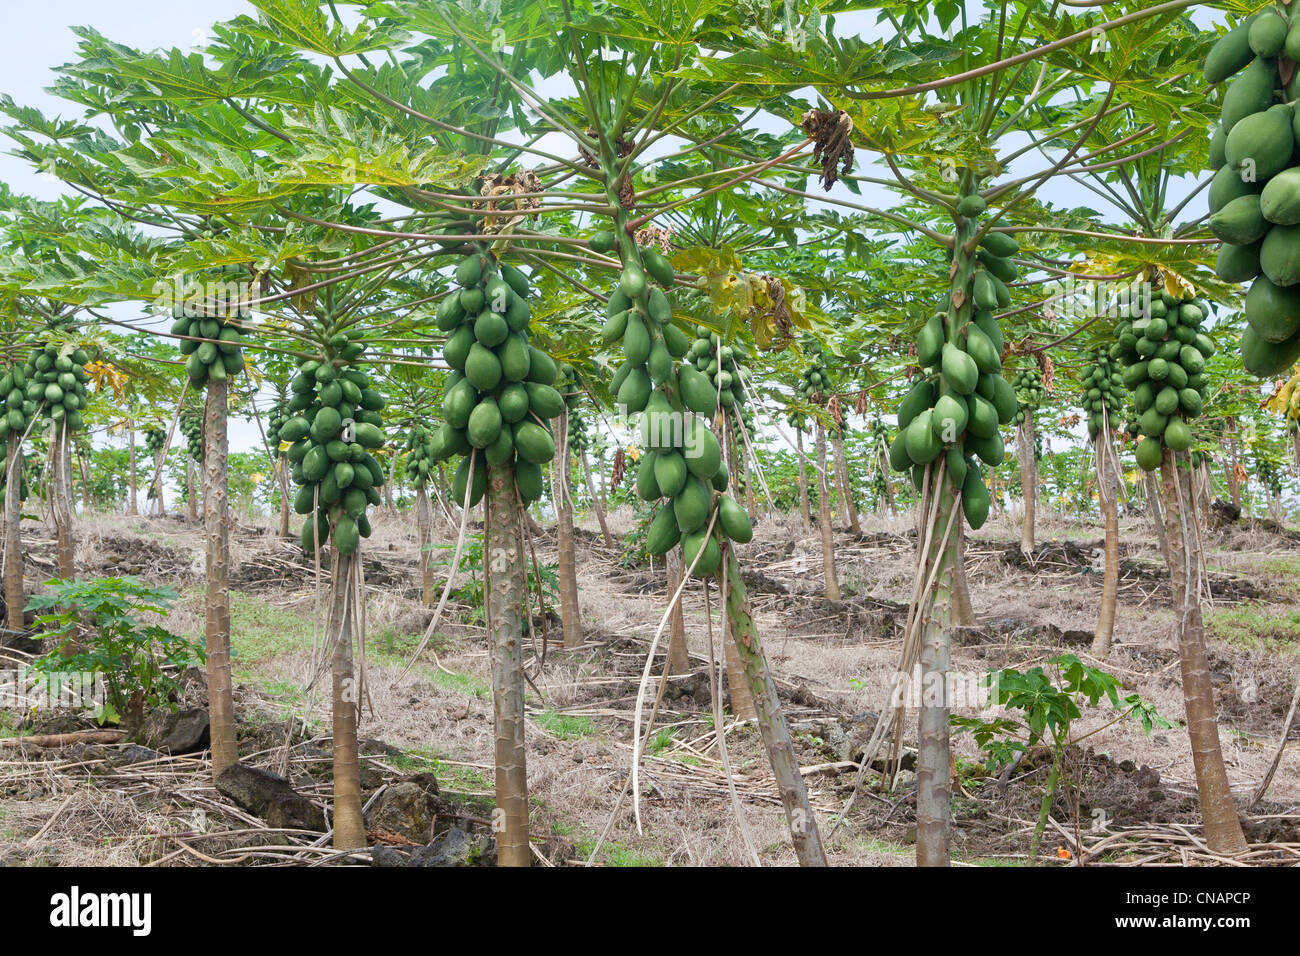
[573,834,661,867]
[0,711,28,738]
[228,594,317,670]
[534,710,596,740]
[647,727,675,755]
[259,679,307,719]
[1248,554,1300,578]
[1206,604,1300,652]
[369,628,450,666]
[430,668,490,698]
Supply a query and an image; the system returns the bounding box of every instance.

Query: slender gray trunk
[203,380,238,779]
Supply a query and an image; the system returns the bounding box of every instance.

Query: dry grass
[2,501,1299,866]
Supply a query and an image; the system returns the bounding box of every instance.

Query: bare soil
[1,504,1297,866]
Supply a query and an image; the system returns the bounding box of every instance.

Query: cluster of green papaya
[402,422,439,489]
[1203,11,1300,374]
[173,312,245,387]
[144,425,166,501]
[12,340,91,434]
[598,230,751,575]
[179,406,204,461]
[636,408,751,575]
[0,363,37,450]
[556,364,592,452]
[0,435,29,497]
[1256,454,1284,497]
[1113,289,1215,470]
[958,194,1024,302]
[796,348,828,403]
[266,400,288,453]
[431,252,561,507]
[786,410,807,432]
[867,419,891,498]
[867,416,891,449]
[0,361,33,496]
[594,233,700,416]
[144,425,166,458]
[1079,347,1125,440]
[570,415,591,454]
[557,363,584,412]
[281,329,387,556]
[1010,366,1046,427]
[887,241,1018,528]
[688,328,751,410]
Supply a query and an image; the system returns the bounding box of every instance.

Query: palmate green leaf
[163,227,317,277]
[112,137,296,214]
[595,0,732,45]
[276,106,489,189]
[232,0,410,57]
[60,26,289,104]
[835,95,999,176]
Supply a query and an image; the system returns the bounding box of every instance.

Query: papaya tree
[731,0,1211,865]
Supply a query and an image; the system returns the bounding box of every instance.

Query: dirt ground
[1,499,1298,866]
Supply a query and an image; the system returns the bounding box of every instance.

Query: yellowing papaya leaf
[1163,271,1195,299]
[84,360,127,402]
[1263,365,1300,418]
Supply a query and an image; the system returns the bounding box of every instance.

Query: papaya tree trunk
[877,436,897,517]
[1159,452,1247,855]
[78,451,92,513]
[485,459,530,867]
[1092,434,1120,657]
[1145,469,1170,566]
[951,520,974,626]
[744,455,758,519]
[328,548,367,850]
[435,465,458,527]
[151,445,166,517]
[5,442,24,631]
[50,422,74,580]
[1016,409,1037,554]
[186,457,198,525]
[795,428,811,530]
[554,410,582,648]
[415,485,436,605]
[832,431,861,534]
[815,425,840,600]
[127,427,138,516]
[1198,460,1213,517]
[580,448,614,548]
[1227,423,1241,512]
[723,609,756,721]
[723,551,827,866]
[277,457,291,537]
[202,380,238,780]
[665,549,691,676]
[383,453,396,512]
[917,479,958,867]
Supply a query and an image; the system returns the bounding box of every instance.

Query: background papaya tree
[679,0,1214,865]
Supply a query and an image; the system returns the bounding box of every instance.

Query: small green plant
[428,535,558,624]
[648,726,676,755]
[26,577,204,728]
[953,654,1172,864]
[427,535,487,622]
[618,500,656,569]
